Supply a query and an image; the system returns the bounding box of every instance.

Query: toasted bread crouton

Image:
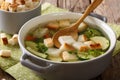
[16,0,25,5]
[84,41,95,48]
[60,43,75,51]
[89,43,102,50]
[59,19,70,28]
[84,41,102,50]
[46,21,59,30]
[17,4,26,12]
[5,0,15,4]
[58,36,76,45]
[72,42,89,52]
[8,4,18,12]
[0,0,4,6]
[44,38,53,47]
[78,22,88,32]
[0,50,11,58]
[61,51,78,61]
[25,0,34,9]
[78,34,88,42]
[1,1,10,11]
[46,48,62,57]
[0,33,8,45]
[8,34,18,45]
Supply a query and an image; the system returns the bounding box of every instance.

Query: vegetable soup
[25,19,110,62]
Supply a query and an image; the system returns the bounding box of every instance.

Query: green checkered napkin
[41,2,68,14]
[1,2,120,80]
[6,63,43,80]
[0,34,22,70]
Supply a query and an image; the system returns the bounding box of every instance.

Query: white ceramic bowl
[0,0,42,34]
[18,12,116,80]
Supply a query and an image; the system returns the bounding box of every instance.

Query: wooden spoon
[53,0,103,48]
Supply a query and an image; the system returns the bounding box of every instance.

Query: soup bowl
[0,0,42,34]
[18,12,116,80]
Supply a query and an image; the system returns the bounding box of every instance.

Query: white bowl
[18,12,116,80]
[0,0,42,34]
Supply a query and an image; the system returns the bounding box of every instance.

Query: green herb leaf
[84,28,102,38]
[37,43,48,53]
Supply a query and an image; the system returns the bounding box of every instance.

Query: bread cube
[58,36,76,45]
[84,41,102,50]
[0,50,11,58]
[60,43,75,51]
[16,0,25,5]
[1,1,10,11]
[8,4,17,12]
[46,48,62,57]
[89,43,102,50]
[25,0,34,9]
[44,38,53,47]
[0,33,8,45]
[46,21,59,30]
[78,22,88,32]
[8,34,18,45]
[17,5,26,12]
[0,0,4,6]
[72,42,88,52]
[78,34,88,42]
[59,19,70,28]
[61,51,78,61]
[5,0,15,4]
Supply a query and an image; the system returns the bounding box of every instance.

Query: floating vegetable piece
[90,36,109,50]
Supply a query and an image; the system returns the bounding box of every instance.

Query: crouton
[58,36,76,45]
[1,1,10,11]
[25,0,34,9]
[0,33,8,45]
[60,43,75,51]
[84,41,102,50]
[46,48,62,57]
[89,43,102,50]
[8,34,18,45]
[16,0,25,5]
[5,0,15,4]
[78,22,88,32]
[46,21,59,30]
[0,50,11,58]
[8,4,18,12]
[44,38,53,47]
[59,19,70,28]
[61,51,78,61]
[84,41,95,45]
[78,34,88,42]
[16,4,26,12]
[0,0,4,6]
[72,42,89,52]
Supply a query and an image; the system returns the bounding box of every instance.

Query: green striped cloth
[1,2,120,80]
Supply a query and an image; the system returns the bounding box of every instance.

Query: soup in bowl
[18,12,116,80]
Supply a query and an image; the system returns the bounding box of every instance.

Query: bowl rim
[18,12,117,64]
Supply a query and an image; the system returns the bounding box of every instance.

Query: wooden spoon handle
[74,0,103,28]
